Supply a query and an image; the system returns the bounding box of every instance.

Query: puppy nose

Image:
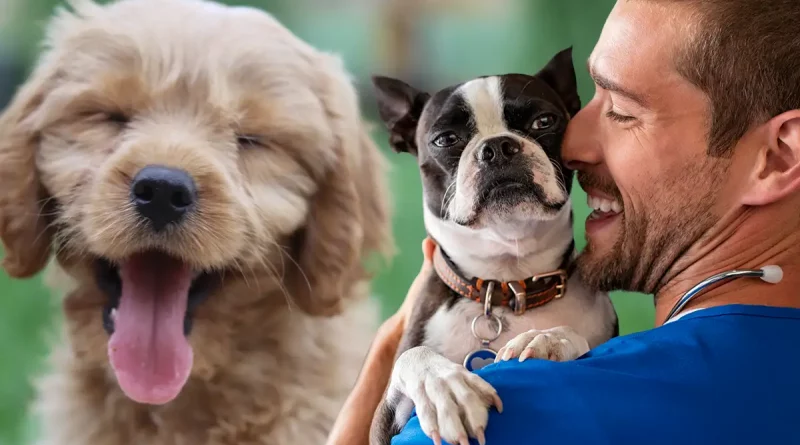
[477,136,521,165]
[131,166,197,231]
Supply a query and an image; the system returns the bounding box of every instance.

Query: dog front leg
[494,325,591,362]
[369,389,415,445]
[384,345,503,445]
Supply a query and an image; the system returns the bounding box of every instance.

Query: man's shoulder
[479,304,800,387]
[392,304,800,445]
[480,304,800,374]
[579,303,800,364]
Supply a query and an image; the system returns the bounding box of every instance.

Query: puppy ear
[0,59,57,278]
[536,47,582,117]
[287,55,394,317]
[371,75,430,155]
[354,125,394,267]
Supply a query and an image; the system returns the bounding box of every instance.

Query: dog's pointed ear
[0,60,57,278]
[371,75,429,155]
[536,47,582,117]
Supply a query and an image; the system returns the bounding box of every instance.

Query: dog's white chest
[423,299,544,366]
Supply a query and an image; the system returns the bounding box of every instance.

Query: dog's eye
[81,111,129,125]
[106,112,129,125]
[237,135,265,148]
[531,113,557,130]
[432,132,460,148]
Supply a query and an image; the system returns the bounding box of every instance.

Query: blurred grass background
[0,0,655,443]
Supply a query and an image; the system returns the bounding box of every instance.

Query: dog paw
[390,346,503,445]
[495,326,590,363]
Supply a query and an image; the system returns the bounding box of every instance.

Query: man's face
[563,1,734,293]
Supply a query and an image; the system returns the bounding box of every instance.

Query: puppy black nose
[131,166,197,231]
[477,136,522,165]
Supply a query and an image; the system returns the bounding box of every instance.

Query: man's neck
[654,203,800,326]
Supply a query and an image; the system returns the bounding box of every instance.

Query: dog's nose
[477,136,521,165]
[130,166,197,231]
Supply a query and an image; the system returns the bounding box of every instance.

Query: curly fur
[0,0,393,443]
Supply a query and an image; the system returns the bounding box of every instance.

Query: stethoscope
[663,265,784,323]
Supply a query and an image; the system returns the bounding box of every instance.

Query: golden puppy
[0,0,393,443]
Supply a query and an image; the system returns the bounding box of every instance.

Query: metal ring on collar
[471,312,503,343]
[483,281,495,317]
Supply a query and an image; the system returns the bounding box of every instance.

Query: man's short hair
[647,0,800,156]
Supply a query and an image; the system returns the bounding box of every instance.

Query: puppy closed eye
[80,110,130,126]
[236,134,268,149]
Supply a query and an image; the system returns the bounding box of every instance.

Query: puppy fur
[0,0,393,443]
[369,49,619,444]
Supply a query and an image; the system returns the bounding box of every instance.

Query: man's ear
[535,47,581,117]
[371,75,430,155]
[741,110,800,206]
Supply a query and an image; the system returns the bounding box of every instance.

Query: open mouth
[586,194,623,233]
[587,194,623,219]
[94,251,219,405]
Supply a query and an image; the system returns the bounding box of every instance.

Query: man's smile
[585,191,623,235]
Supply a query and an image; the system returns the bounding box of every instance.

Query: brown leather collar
[432,243,568,315]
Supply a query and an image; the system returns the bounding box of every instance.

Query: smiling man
[326,0,800,444]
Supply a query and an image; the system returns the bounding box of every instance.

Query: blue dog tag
[463,349,497,372]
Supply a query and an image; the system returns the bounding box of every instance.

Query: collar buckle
[531,269,568,299]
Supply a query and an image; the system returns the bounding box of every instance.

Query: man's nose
[562,102,603,170]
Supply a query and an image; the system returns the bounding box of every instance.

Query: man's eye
[605,110,636,124]
[433,132,460,147]
[531,113,557,130]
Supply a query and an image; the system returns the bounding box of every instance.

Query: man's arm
[325,238,436,445]
[389,357,608,445]
[325,313,405,445]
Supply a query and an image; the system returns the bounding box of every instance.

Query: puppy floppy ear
[286,55,394,317]
[371,75,430,155]
[536,47,582,117]
[0,60,57,278]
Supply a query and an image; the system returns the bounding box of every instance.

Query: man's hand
[324,238,437,445]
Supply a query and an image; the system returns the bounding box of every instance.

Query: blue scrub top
[391,305,800,445]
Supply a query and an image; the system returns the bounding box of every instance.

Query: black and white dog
[369,48,619,445]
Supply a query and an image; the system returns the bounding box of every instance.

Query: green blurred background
[0,0,654,443]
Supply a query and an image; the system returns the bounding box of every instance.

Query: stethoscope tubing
[664,269,768,322]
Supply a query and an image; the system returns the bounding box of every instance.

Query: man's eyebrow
[586,59,649,107]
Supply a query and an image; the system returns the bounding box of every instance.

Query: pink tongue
[108,252,193,405]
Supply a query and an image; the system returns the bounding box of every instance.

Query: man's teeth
[587,195,623,214]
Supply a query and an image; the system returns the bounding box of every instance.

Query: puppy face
[373,48,580,230]
[0,0,390,404]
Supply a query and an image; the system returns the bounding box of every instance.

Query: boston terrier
[368,48,619,445]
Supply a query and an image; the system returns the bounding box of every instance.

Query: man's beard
[575,163,724,295]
